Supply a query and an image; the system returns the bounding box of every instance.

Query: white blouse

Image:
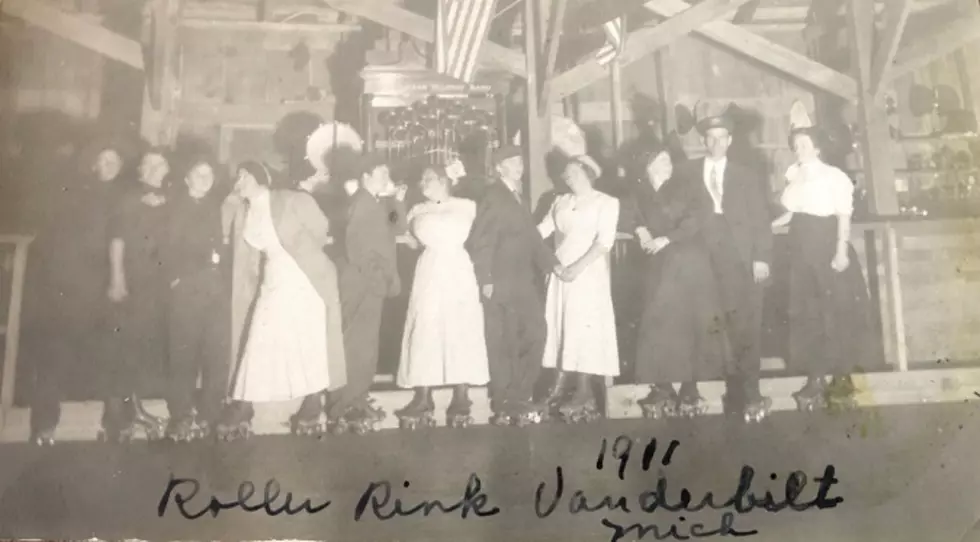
[538,190,619,251]
[781,160,854,217]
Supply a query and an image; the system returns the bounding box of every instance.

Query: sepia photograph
[1,0,980,540]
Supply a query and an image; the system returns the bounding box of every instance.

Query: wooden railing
[0,235,33,429]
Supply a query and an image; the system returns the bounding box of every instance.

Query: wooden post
[525,0,551,208]
[848,0,903,370]
[654,48,677,139]
[610,60,624,150]
[139,0,181,145]
[0,236,33,418]
[847,0,898,215]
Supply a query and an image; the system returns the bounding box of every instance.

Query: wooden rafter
[870,0,914,98]
[884,14,980,86]
[732,0,761,23]
[323,0,526,78]
[644,0,857,101]
[539,0,569,110]
[2,0,144,70]
[550,0,755,101]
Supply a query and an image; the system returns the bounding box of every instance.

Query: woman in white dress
[539,155,621,422]
[394,162,490,428]
[217,161,346,439]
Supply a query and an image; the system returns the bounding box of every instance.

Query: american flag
[435,0,498,83]
[595,16,626,66]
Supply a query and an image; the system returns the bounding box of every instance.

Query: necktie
[710,163,723,211]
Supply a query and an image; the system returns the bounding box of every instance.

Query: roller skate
[540,371,570,421]
[97,398,136,443]
[558,394,600,424]
[396,391,436,431]
[825,375,858,413]
[129,396,167,440]
[792,377,827,413]
[165,414,201,442]
[489,400,517,426]
[348,397,387,435]
[637,386,678,420]
[31,428,56,447]
[446,396,474,428]
[325,408,351,435]
[215,401,254,441]
[676,385,706,418]
[290,395,324,436]
[742,394,772,423]
[512,400,546,427]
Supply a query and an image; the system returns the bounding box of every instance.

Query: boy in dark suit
[327,154,406,432]
[680,111,774,422]
[467,146,563,425]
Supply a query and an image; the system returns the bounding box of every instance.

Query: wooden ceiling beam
[884,14,980,86]
[1,0,144,70]
[322,0,526,78]
[644,0,857,101]
[870,0,914,98]
[550,0,755,101]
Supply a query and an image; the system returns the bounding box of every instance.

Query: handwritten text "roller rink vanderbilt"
[157,438,843,541]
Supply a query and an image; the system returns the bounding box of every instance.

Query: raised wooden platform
[3,367,978,443]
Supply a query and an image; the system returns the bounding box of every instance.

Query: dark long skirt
[787,213,875,375]
[634,242,729,384]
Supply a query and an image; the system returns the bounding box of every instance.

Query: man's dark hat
[695,101,734,135]
[491,145,522,164]
[696,114,734,135]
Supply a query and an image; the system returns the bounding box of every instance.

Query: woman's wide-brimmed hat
[567,154,602,180]
[305,121,364,175]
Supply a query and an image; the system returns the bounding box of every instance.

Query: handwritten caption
[158,437,842,541]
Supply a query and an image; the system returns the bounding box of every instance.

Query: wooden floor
[2,400,980,541]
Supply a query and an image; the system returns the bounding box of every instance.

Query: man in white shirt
[683,111,774,423]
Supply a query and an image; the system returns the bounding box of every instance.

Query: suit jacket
[681,157,773,270]
[222,189,347,391]
[343,188,406,298]
[467,180,558,299]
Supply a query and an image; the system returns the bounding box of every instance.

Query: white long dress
[539,190,621,377]
[231,191,331,402]
[396,197,490,388]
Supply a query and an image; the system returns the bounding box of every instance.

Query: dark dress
[26,175,123,432]
[104,186,170,397]
[622,176,728,385]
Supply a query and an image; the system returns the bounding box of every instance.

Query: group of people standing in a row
[20,106,875,445]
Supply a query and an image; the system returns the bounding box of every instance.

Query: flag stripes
[436,0,498,83]
[595,16,626,66]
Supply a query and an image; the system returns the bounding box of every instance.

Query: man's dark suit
[327,188,404,419]
[467,180,559,412]
[681,157,773,404]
